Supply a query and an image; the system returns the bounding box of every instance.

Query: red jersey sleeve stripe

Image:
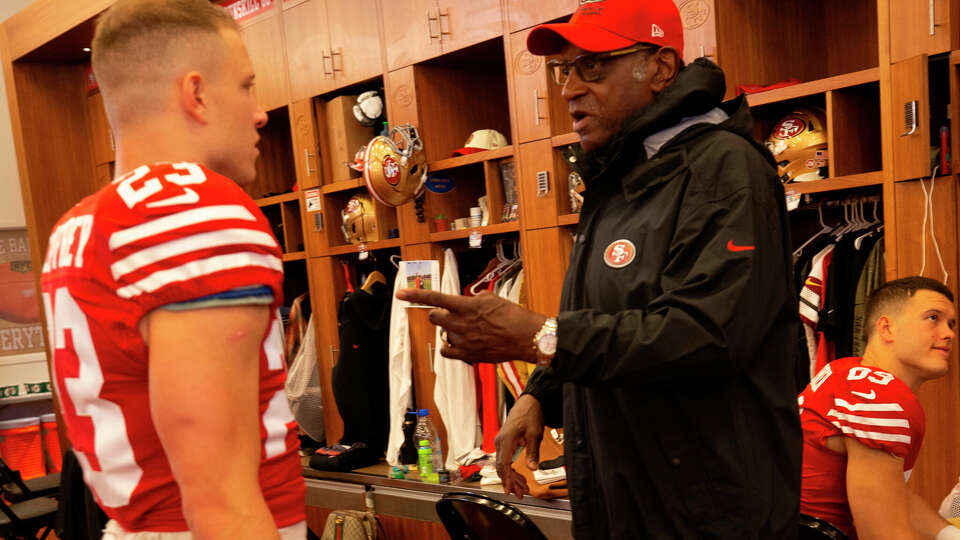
[834,398,904,412]
[110,228,278,280]
[826,409,911,428]
[116,252,282,299]
[830,422,912,444]
[108,205,256,250]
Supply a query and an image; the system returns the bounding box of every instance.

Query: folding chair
[435,492,548,540]
[798,513,850,540]
[0,495,57,540]
[0,458,59,503]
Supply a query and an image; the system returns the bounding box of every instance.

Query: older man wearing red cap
[398,1,801,537]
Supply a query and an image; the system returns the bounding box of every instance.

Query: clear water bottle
[425,413,444,475]
[414,408,440,483]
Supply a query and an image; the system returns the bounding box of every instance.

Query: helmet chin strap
[413,167,429,199]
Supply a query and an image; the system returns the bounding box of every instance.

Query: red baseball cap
[527,0,683,56]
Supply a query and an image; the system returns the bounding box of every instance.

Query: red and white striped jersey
[798,357,924,538]
[40,163,305,532]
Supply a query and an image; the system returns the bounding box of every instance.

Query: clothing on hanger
[432,249,479,470]
[332,281,391,454]
[362,270,387,293]
[386,265,413,465]
[851,238,886,356]
[495,269,533,399]
[793,196,885,380]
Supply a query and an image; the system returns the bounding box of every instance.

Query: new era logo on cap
[651,23,664,37]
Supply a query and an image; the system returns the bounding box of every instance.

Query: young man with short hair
[40,1,305,538]
[800,276,958,539]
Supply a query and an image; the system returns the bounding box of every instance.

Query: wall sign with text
[0,229,43,357]
[218,0,274,23]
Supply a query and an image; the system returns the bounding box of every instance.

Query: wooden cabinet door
[675,0,717,64]
[241,14,291,111]
[890,0,951,64]
[381,0,442,71]
[952,53,960,176]
[289,99,321,190]
[87,92,114,165]
[326,0,383,88]
[308,256,347,446]
[283,0,334,102]
[891,55,931,181]
[510,28,551,143]
[517,139,562,229]
[436,0,502,56]
[521,227,571,315]
[386,66,432,245]
[893,177,960,507]
[505,0,576,34]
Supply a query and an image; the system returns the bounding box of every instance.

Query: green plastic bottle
[417,439,436,483]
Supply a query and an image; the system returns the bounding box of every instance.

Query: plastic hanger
[389,255,402,269]
[362,270,387,293]
[468,243,522,295]
[854,199,869,231]
[793,201,834,258]
[833,200,855,238]
[854,199,882,250]
[872,199,884,233]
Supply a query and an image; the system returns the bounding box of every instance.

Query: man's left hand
[395,289,546,364]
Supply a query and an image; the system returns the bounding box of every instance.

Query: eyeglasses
[546,45,658,86]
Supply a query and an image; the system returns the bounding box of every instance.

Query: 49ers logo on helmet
[604,239,636,268]
[383,156,400,186]
[773,117,805,139]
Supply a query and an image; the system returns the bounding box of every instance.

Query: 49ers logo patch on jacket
[603,239,636,268]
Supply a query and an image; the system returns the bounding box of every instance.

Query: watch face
[538,334,558,356]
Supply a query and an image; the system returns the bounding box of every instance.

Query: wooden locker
[240,13,291,112]
[87,91,113,165]
[891,55,932,182]
[325,95,373,184]
[894,177,960,510]
[434,0,503,56]
[283,0,334,101]
[505,0,577,33]
[380,0,442,71]
[890,0,952,64]
[289,98,321,190]
[325,0,384,88]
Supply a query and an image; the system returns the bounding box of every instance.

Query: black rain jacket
[524,58,802,539]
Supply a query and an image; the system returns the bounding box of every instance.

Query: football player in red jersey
[799,276,958,539]
[40,1,305,538]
